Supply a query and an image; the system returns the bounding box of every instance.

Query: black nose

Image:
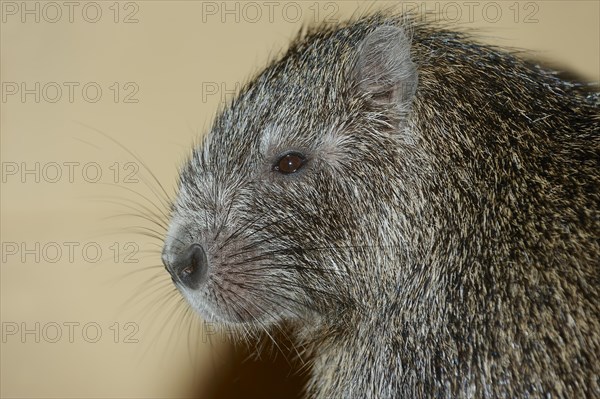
[167,244,208,290]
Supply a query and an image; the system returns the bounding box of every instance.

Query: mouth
[162,249,283,325]
[175,282,288,327]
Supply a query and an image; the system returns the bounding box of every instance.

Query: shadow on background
[201,332,310,399]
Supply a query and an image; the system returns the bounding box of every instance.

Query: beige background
[1,1,598,398]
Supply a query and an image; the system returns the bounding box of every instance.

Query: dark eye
[273,152,307,174]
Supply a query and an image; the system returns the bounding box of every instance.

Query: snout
[162,243,209,290]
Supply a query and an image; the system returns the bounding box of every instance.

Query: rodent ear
[352,25,418,111]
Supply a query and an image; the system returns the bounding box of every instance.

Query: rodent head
[162,23,420,330]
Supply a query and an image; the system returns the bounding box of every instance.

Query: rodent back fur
[164,12,599,398]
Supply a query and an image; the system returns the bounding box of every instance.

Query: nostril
[173,243,208,290]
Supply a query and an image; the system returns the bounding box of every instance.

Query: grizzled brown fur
[162,12,599,398]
